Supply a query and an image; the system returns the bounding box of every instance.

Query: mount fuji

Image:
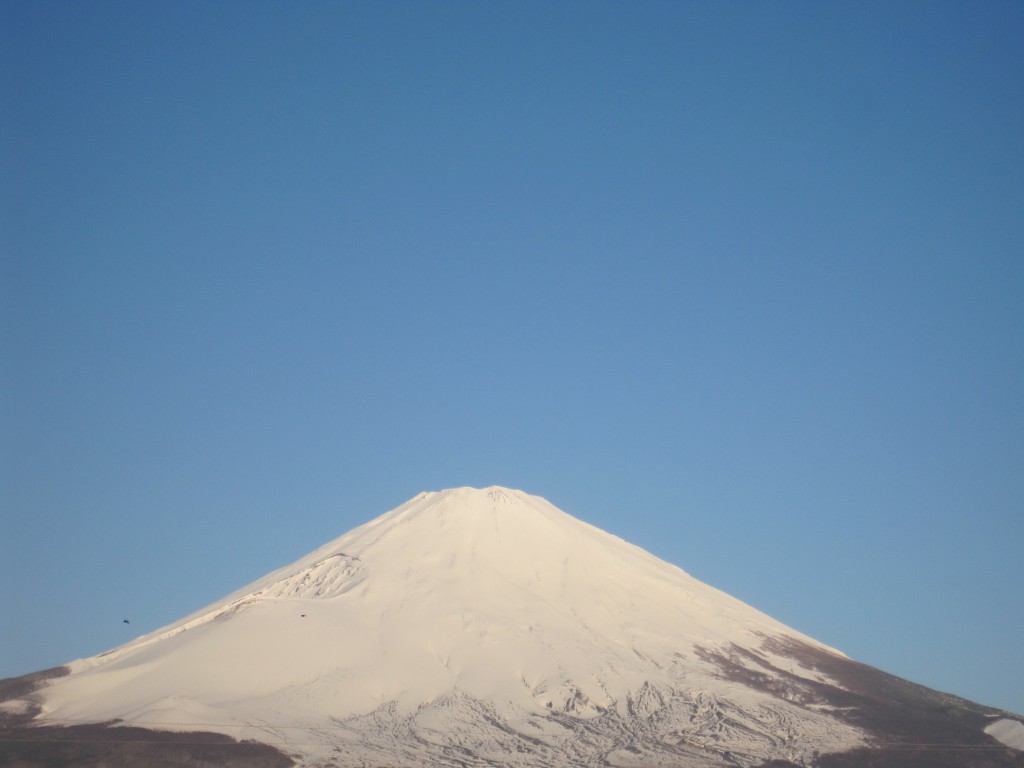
[2,487,1021,767]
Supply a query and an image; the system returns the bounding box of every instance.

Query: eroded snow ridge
[33,487,866,766]
[287,685,861,768]
[249,553,366,600]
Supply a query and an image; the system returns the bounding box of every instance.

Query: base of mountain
[0,667,295,768]
[0,722,296,768]
[3,650,1021,768]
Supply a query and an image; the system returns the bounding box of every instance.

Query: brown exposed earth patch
[702,636,1024,768]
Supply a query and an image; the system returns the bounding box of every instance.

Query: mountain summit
[4,487,1022,767]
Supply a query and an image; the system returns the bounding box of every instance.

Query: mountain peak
[18,489,1017,767]
[38,489,833,725]
[437,484,523,498]
[414,485,537,513]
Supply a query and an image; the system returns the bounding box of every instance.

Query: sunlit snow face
[31,488,864,766]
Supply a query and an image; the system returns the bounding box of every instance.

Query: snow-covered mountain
[3,487,1021,767]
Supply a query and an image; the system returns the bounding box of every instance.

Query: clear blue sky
[2,1,1022,716]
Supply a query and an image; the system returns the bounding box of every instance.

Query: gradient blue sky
[2,1,1022,716]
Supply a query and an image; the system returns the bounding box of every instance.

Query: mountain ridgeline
[3,487,1021,767]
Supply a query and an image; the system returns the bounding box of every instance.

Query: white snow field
[986,718,1024,750]
[29,487,867,766]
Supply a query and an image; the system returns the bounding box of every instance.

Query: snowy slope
[28,487,868,766]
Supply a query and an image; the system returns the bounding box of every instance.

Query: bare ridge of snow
[31,486,867,766]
